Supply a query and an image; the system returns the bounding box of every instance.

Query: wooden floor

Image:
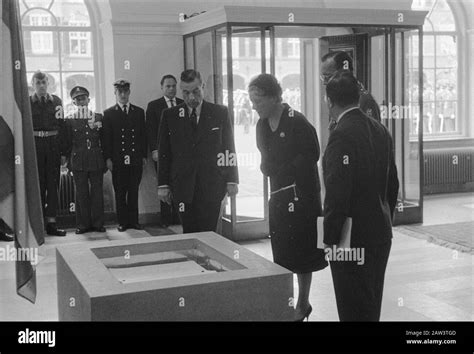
[0,194,472,321]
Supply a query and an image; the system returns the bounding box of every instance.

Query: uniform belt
[34,130,58,137]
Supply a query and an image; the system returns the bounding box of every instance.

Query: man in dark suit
[103,79,147,232]
[62,86,106,234]
[322,70,399,321]
[321,51,381,123]
[158,69,239,233]
[146,74,184,227]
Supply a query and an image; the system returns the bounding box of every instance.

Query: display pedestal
[56,232,293,321]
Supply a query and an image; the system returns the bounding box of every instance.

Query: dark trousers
[34,136,60,219]
[178,197,222,234]
[154,161,180,225]
[73,170,104,229]
[112,165,143,226]
[330,240,392,321]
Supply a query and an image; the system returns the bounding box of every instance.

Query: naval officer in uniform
[103,79,147,231]
[30,71,66,236]
[62,86,106,234]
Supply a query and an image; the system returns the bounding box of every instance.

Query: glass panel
[24,30,59,71]
[274,31,305,113]
[400,29,421,214]
[224,27,265,221]
[60,32,93,70]
[194,32,215,103]
[50,0,91,26]
[184,36,194,69]
[23,0,54,10]
[22,8,56,26]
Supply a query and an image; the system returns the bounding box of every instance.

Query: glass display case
[182,7,427,241]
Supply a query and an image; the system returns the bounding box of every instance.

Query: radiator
[58,171,76,216]
[424,149,474,186]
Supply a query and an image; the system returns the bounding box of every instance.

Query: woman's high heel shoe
[295,305,312,321]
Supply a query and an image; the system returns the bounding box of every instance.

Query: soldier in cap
[62,86,106,234]
[30,70,66,236]
[102,79,147,231]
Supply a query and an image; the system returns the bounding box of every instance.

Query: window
[411,0,458,138]
[21,0,96,111]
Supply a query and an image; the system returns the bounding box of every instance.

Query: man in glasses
[321,51,381,126]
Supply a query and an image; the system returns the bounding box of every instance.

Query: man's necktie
[190,108,198,130]
[122,105,127,115]
[41,96,46,105]
[171,100,176,107]
[328,119,337,132]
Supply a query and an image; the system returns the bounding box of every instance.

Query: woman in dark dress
[249,74,327,321]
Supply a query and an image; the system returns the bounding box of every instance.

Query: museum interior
[0,0,473,322]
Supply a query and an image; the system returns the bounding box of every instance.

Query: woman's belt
[270,182,299,201]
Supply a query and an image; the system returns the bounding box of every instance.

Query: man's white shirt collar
[165,96,176,107]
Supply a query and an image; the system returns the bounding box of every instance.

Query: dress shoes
[46,223,66,237]
[75,227,90,235]
[294,305,312,322]
[117,225,128,232]
[127,224,143,230]
[92,226,106,233]
[0,232,14,242]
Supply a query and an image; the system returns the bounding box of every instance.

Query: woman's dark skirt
[269,188,328,274]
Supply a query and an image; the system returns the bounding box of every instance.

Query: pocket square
[211,127,220,131]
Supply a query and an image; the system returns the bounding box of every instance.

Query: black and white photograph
[0,0,472,352]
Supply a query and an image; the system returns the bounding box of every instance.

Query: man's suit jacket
[158,100,239,204]
[146,96,184,153]
[102,103,147,167]
[323,108,399,247]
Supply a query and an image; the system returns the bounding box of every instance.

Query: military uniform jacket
[102,103,147,166]
[63,111,105,171]
[158,100,239,204]
[30,93,64,131]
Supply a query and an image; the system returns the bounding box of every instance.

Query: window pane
[22,8,56,26]
[24,30,59,71]
[436,35,457,67]
[194,32,214,103]
[23,0,54,10]
[50,0,91,26]
[60,32,93,71]
[429,0,455,31]
[436,100,457,133]
[423,69,435,102]
[423,35,435,68]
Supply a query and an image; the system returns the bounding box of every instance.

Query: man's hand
[142,158,147,167]
[226,183,238,197]
[158,187,172,205]
[106,158,113,172]
[152,150,159,162]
